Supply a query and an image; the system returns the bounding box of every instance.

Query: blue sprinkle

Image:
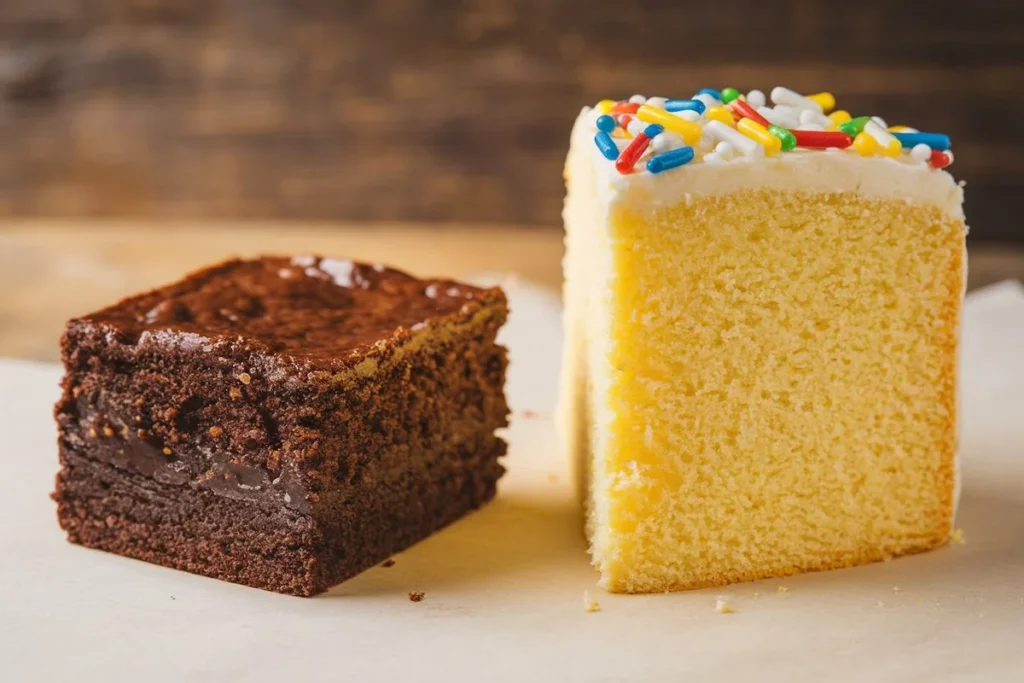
[643,124,664,138]
[594,131,619,160]
[696,88,722,100]
[646,146,695,174]
[891,132,951,151]
[595,114,616,133]
[665,99,706,114]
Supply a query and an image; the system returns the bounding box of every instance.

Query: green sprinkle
[838,116,871,137]
[768,125,797,151]
[721,87,741,104]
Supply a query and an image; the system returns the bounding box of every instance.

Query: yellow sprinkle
[828,110,852,126]
[636,104,702,144]
[705,106,735,126]
[737,117,782,156]
[852,131,879,157]
[596,99,615,114]
[865,121,902,158]
[888,125,916,133]
[806,92,835,113]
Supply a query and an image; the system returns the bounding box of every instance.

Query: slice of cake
[561,87,965,593]
[54,256,509,596]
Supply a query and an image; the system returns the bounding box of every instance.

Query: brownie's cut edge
[53,256,509,596]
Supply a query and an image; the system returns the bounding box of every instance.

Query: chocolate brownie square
[53,256,509,596]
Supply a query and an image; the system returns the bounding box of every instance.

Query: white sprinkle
[693,93,720,110]
[758,106,797,128]
[715,597,735,614]
[865,120,898,149]
[770,86,821,111]
[626,118,647,137]
[291,255,316,268]
[703,152,723,164]
[799,122,826,131]
[705,120,763,159]
[676,109,701,122]
[714,141,735,159]
[445,286,462,297]
[424,284,440,299]
[372,263,386,272]
[646,96,667,109]
[910,143,932,162]
[318,258,356,287]
[652,131,683,153]
[629,94,647,104]
[799,109,820,124]
[871,115,888,129]
[746,89,766,108]
[277,268,294,279]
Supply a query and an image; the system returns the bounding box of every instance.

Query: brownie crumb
[238,372,252,385]
[408,591,425,602]
[136,429,148,439]
[87,427,97,438]
[102,426,114,438]
[229,387,242,400]
[381,559,396,568]
[162,447,173,456]
[208,425,224,438]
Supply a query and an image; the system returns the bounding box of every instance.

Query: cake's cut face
[561,88,966,593]
[54,257,509,596]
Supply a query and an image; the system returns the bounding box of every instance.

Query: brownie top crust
[79,256,504,364]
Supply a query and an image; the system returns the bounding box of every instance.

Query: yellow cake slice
[560,88,966,593]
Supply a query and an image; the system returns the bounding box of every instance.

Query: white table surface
[1,280,1022,683]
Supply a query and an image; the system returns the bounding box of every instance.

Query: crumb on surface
[776,586,788,593]
[208,425,224,438]
[547,473,559,483]
[102,426,114,437]
[162,447,172,455]
[229,387,242,400]
[521,409,540,419]
[87,427,97,438]
[238,372,252,385]
[408,591,425,602]
[950,528,966,544]
[715,597,734,614]
[381,558,396,568]
[583,591,601,613]
[893,586,901,593]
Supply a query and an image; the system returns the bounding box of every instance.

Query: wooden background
[0,0,1021,241]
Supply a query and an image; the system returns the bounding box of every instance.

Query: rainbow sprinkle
[591,87,954,175]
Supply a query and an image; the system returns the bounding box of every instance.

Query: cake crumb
[950,528,966,544]
[715,597,734,614]
[238,372,252,385]
[162,447,172,456]
[381,559,396,568]
[229,387,242,400]
[521,409,540,419]
[892,586,901,594]
[87,427,97,438]
[776,586,788,593]
[208,425,224,438]
[102,426,114,438]
[583,591,601,613]
[408,591,425,602]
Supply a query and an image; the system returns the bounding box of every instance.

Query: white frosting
[573,108,964,221]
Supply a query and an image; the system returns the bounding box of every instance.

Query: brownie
[53,256,509,596]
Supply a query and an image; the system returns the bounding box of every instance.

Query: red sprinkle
[614,113,634,129]
[929,149,951,169]
[615,133,651,174]
[728,99,770,128]
[791,130,853,149]
[610,101,641,115]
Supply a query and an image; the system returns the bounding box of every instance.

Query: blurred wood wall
[0,0,1020,241]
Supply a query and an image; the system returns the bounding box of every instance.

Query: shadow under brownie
[53,256,509,596]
